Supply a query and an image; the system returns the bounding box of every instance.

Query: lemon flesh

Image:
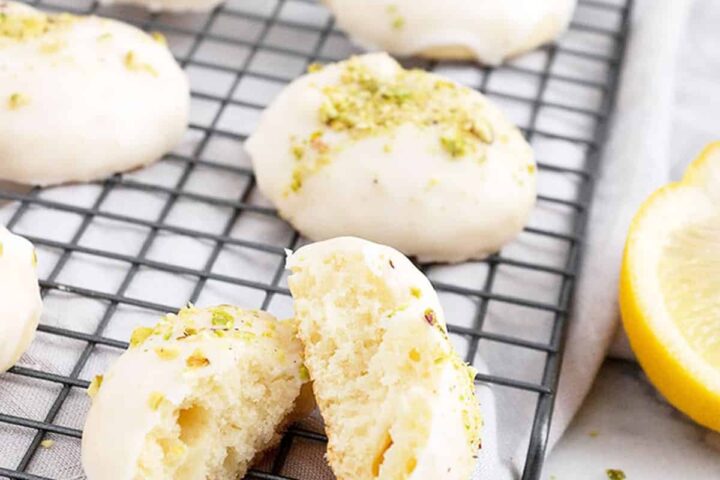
[659,215,720,368]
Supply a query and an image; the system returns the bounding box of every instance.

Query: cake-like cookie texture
[82,305,313,480]
[0,1,189,185]
[0,226,42,373]
[324,0,577,65]
[246,53,535,263]
[287,237,482,480]
[100,0,223,12]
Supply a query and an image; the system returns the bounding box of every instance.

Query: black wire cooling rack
[0,0,633,478]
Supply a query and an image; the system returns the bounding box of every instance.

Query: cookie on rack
[287,236,482,480]
[246,53,536,263]
[0,1,189,186]
[0,226,42,373]
[324,0,577,65]
[100,0,223,12]
[82,305,314,480]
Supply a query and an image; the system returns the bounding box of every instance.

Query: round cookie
[324,0,577,65]
[100,0,224,12]
[0,2,189,185]
[0,226,42,373]
[287,237,482,480]
[82,305,313,480]
[246,53,536,263]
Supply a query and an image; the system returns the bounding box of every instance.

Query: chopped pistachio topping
[124,50,158,77]
[186,349,210,369]
[7,92,30,110]
[40,439,55,449]
[307,62,324,73]
[288,56,494,192]
[0,241,3,257]
[423,308,436,326]
[87,375,103,398]
[606,469,626,480]
[210,307,235,328]
[154,345,179,360]
[150,31,167,45]
[299,363,310,382]
[129,326,154,348]
[97,32,112,42]
[589,430,599,438]
[386,4,405,30]
[0,11,75,42]
[410,287,422,299]
[408,348,421,362]
[31,250,38,267]
[148,391,165,410]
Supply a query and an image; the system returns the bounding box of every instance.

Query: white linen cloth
[0,0,704,479]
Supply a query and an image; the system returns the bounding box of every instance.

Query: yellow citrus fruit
[620,141,720,431]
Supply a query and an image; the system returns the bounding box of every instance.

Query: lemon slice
[620,142,720,431]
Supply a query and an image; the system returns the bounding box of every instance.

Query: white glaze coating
[0,226,42,373]
[324,0,577,65]
[100,0,223,12]
[0,2,189,185]
[247,53,536,263]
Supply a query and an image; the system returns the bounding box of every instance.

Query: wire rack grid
[0,0,632,479]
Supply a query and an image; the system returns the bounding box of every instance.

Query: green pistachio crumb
[291,144,305,160]
[391,16,405,30]
[423,308,436,326]
[211,308,234,328]
[40,439,54,449]
[87,375,103,398]
[124,50,158,77]
[7,92,30,110]
[148,391,165,410]
[150,31,167,45]
[307,62,324,73]
[410,287,422,299]
[606,469,626,480]
[129,326,154,348]
[589,430,599,438]
[299,364,310,382]
[186,349,210,368]
[440,131,471,158]
[0,241,3,257]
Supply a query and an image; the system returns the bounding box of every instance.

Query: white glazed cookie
[287,237,482,480]
[0,226,42,373]
[0,2,189,185]
[246,53,536,263]
[100,0,223,12]
[82,305,313,480]
[324,0,577,65]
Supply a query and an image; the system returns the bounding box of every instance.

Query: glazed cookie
[0,226,42,373]
[0,2,189,185]
[324,0,577,65]
[100,0,223,12]
[287,237,482,480]
[82,305,313,480]
[246,53,535,262]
